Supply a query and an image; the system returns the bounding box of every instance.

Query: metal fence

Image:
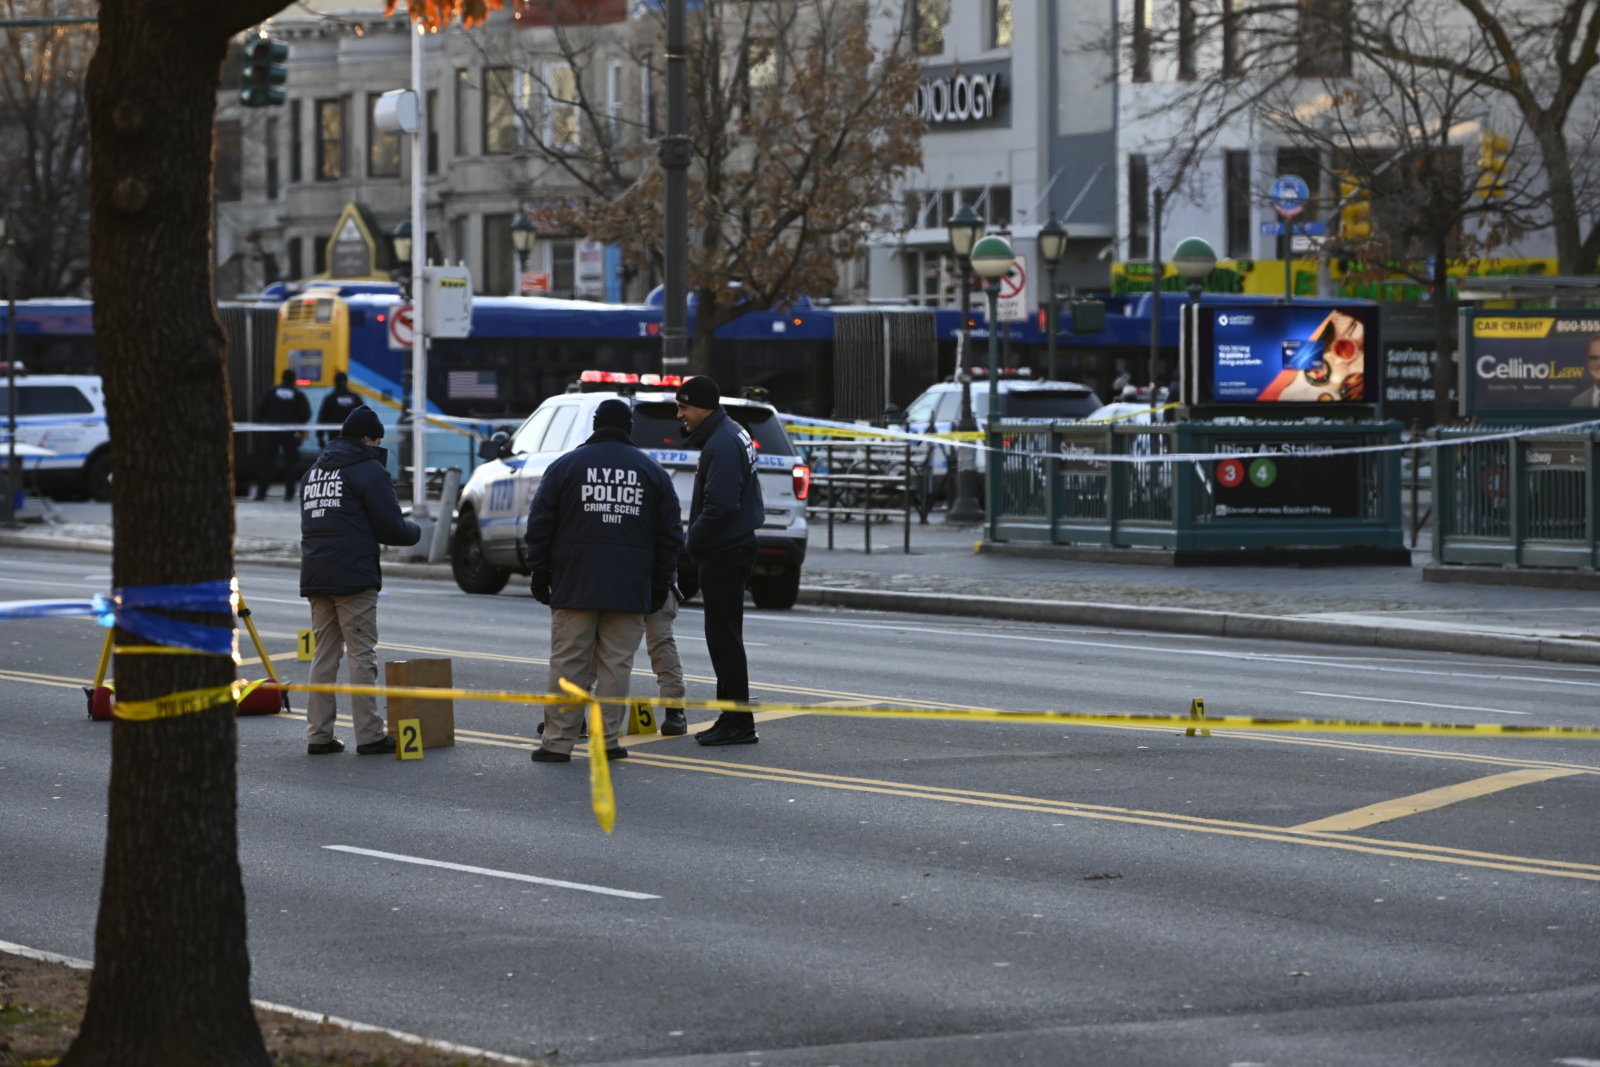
[988,420,1404,554]
[1434,428,1598,569]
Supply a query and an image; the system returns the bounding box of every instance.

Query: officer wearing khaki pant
[524,400,682,761]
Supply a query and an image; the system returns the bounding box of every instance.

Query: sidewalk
[4,498,1599,665]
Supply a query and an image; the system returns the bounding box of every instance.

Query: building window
[914,0,946,56]
[1222,0,1243,78]
[215,120,241,202]
[1225,150,1251,258]
[482,212,513,294]
[1178,0,1196,79]
[1128,154,1150,260]
[426,89,439,174]
[1131,0,1151,81]
[316,97,346,181]
[289,99,302,184]
[551,238,575,295]
[606,59,624,143]
[454,68,470,156]
[640,53,656,138]
[367,92,401,178]
[1297,0,1352,77]
[313,233,329,275]
[989,0,1011,48]
[546,63,578,150]
[287,237,303,281]
[484,67,519,154]
[266,116,280,200]
[451,215,470,277]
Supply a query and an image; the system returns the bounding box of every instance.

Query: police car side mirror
[478,431,511,461]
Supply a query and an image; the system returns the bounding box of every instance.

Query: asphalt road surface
[2,546,1598,1066]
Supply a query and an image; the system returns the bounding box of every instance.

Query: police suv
[0,372,113,501]
[450,373,810,609]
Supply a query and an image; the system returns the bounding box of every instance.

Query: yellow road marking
[238,650,299,669]
[1290,767,1584,832]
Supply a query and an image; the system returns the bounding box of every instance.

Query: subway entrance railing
[1433,426,1599,570]
[986,419,1406,557]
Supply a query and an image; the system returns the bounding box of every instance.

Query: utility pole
[660,0,689,372]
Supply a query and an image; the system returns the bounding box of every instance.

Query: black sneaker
[356,735,397,755]
[660,708,687,736]
[603,746,629,760]
[531,747,571,763]
[535,721,586,738]
[307,739,345,755]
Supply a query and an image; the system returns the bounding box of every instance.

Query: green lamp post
[1170,237,1216,406]
[969,232,1014,540]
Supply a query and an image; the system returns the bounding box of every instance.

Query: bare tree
[1252,8,1544,423]
[0,0,95,297]
[477,0,923,373]
[1124,0,1600,275]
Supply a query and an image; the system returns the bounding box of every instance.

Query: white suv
[0,373,112,501]
[451,384,811,609]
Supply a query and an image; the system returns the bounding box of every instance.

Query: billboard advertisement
[1194,304,1379,408]
[1462,310,1600,417]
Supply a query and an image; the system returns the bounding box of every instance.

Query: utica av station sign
[915,64,1006,126]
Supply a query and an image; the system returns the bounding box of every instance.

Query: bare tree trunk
[63,1,280,1062]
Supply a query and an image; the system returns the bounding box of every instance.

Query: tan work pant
[644,588,684,701]
[305,589,386,746]
[542,608,645,753]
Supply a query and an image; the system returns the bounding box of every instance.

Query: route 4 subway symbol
[1216,457,1277,489]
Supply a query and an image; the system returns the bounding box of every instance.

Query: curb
[796,586,1600,666]
[7,532,1599,666]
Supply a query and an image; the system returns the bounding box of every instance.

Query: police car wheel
[450,519,510,595]
[84,452,113,503]
[748,565,800,610]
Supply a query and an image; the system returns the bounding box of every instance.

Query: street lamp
[945,203,985,524]
[391,219,413,299]
[511,214,536,284]
[1037,213,1068,381]
[1170,236,1216,407]
[970,232,1015,541]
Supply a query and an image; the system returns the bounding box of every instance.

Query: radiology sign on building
[914,64,1007,127]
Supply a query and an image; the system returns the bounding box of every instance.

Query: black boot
[661,708,687,736]
[695,712,758,746]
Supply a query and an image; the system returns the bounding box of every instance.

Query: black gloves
[530,570,552,605]
[649,580,670,615]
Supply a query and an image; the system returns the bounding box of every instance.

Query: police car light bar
[967,367,1034,378]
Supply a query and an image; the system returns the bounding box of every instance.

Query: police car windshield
[631,401,794,454]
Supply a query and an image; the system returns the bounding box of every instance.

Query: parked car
[0,372,112,501]
[450,379,811,609]
[894,373,1103,502]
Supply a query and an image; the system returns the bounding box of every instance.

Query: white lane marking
[1554,1059,1600,1066]
[1296,691,1531,716]
[753,612,1600,690]
[323,845,660,900]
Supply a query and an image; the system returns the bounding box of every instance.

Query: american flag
[448,370,498,399]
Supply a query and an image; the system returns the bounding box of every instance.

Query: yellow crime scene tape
[242,680,1600,834]
[785,422,984,442]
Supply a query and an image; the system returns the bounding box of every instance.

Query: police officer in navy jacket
[299,405,421,756]
[524,399,682,762]
[675,375,764,746]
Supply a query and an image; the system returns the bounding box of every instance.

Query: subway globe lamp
[945,203,985,525]
[1171,237,1216,408]
[970,233,1015,540]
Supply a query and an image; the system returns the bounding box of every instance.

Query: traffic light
[240,36,288,108]
[1337,173,1371,241]
[1477,129,1510,198]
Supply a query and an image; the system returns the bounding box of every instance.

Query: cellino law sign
[914,68,1003,125]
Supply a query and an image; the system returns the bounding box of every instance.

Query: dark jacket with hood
[299,436,421,597]
[316,385,361,445]
[258,380,311,426]
[685,407,764,558]
[523,427,682,612]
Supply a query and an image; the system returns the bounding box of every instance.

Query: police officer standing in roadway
[300,405,421,755]
[317,371,361,445]
[525,399,682,762]
[255,368,312,500]
[674,376,764,746]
